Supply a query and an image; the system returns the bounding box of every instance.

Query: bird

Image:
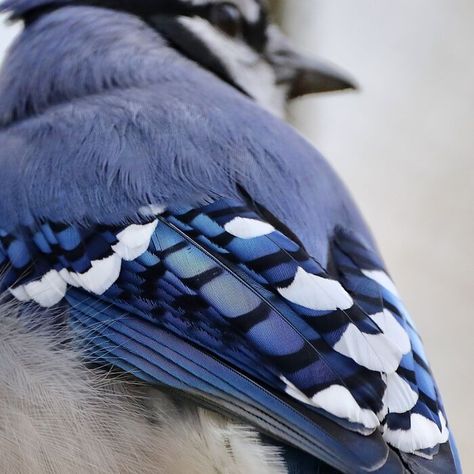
[0,0,462,473]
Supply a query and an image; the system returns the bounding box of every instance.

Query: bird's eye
[209,3,243,37]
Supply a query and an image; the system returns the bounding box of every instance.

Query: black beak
[266,26,356,99]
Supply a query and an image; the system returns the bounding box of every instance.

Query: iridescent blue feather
[0,196,458,472]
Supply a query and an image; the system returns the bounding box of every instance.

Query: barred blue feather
[0,197,458,472]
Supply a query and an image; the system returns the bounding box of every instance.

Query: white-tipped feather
[370,309,411,355]
[311,385,380,430]
[12,220,158,307]
[59,268,82,288]
[438,411,450,444]
[224,217,275,239]
[281,377,378,431]
[382,373,418,414]
[11,270,67,308]
[0,300,287,474]
[333,322,403,373]
[112,220,158,261]
[9,284,31,302]
[72,253,122,295]
[278,268,408,373]
[361,270,399,297]
[138,204,167,217]
[382,413,448,454]
[277,267,353,311]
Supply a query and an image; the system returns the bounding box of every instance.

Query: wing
[0,197,460,473]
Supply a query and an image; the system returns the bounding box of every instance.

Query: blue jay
[0,0,461,472]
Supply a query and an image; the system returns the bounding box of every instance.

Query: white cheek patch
[224,217,275,239]
[277,267,353,311]
[177,16,286,117]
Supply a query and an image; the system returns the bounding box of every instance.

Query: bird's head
[144,0,355,115]
[2,0,355,116]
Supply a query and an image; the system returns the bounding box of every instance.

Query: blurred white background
[1,1,472,470]
[0,14,19,58]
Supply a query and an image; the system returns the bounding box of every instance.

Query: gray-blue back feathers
[0,5,371,267]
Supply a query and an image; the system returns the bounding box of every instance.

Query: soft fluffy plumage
[0,299,287,474]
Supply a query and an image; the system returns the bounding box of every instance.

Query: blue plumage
[0,1,461,472]
[0,197,458,471]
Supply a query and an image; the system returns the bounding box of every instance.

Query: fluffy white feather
[0,299,287,474]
